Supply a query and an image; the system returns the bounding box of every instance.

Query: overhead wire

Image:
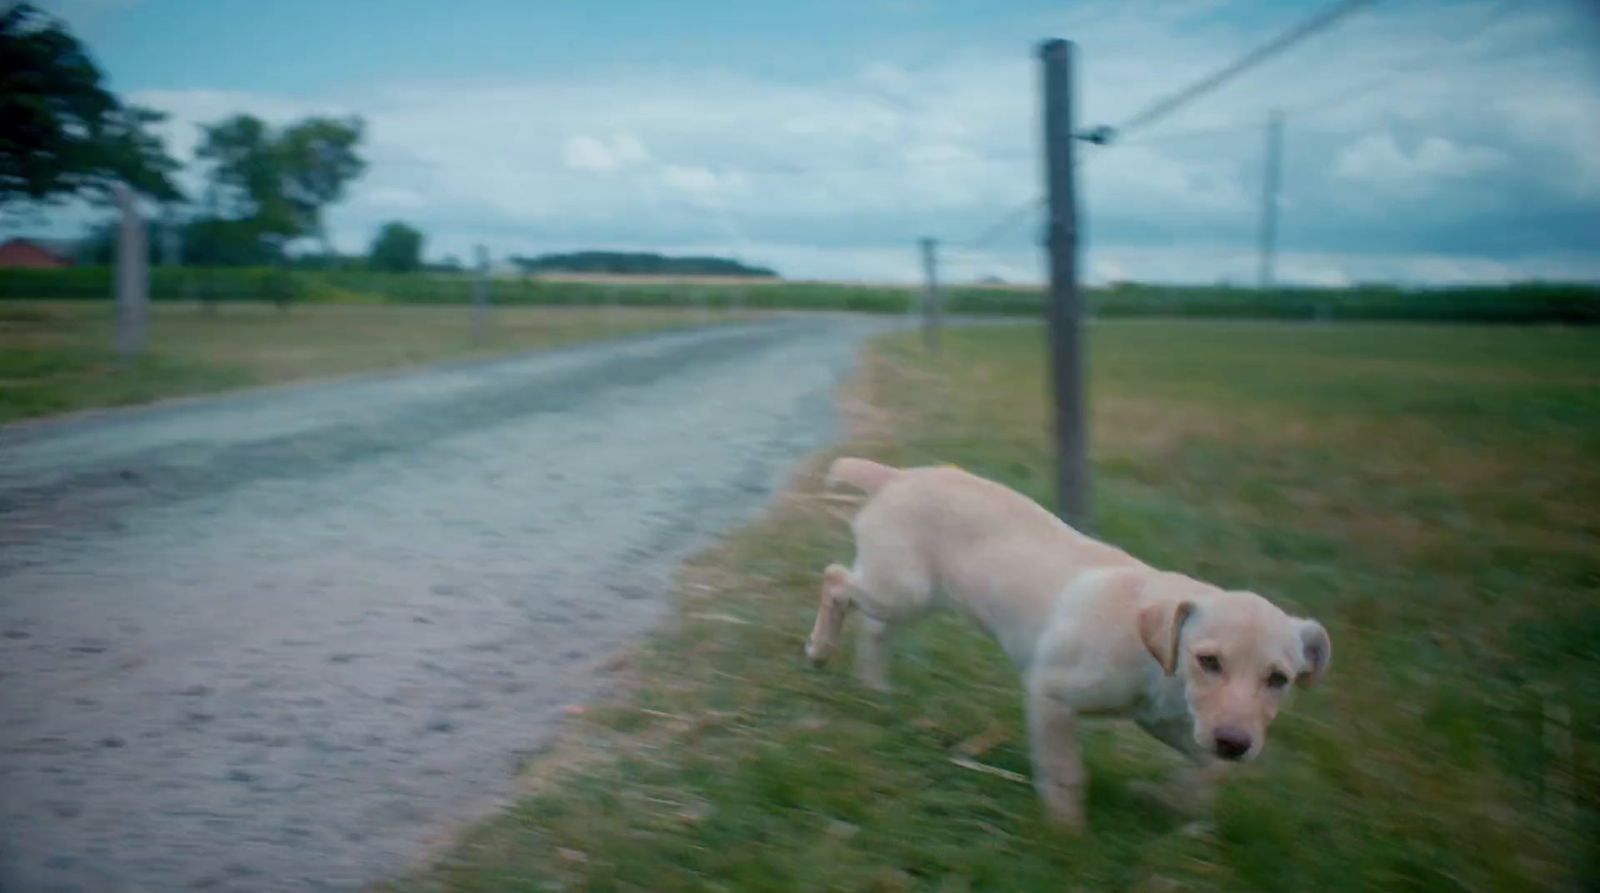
[1114,0,1521,149]
[1289,0,1520,116]
[1109,0,1379,138]
[953,0,1380,253]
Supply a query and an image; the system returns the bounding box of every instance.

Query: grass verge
[391,321,1598,892]
[0,301,747,424]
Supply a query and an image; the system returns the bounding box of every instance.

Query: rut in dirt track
[0,316,890,893]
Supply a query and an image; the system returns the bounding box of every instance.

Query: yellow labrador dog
[805,458,1330,829]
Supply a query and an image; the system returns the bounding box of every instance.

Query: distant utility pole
[160,205,182,267]
[919,236,942,353]
[1258,108,1284,290]
[1040,38,1090,530]
[114,183,148,362]
[472,244,490,346]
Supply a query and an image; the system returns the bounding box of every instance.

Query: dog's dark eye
[1266,671,1290,689]
[1197,654,1222,673]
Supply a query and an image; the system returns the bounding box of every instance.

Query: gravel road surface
[0,317,888,892]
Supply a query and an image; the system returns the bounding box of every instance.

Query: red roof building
[0,238,75,269]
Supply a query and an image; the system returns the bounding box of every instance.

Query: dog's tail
[826,457,900,495]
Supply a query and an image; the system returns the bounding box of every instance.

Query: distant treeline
[509,251,777,278]
[1,268,1596,324]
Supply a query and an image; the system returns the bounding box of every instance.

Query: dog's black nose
[1214,729,1252,761]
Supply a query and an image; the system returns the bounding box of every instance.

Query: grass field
[393,321,1599,892]
[4,267,1598,324]
[0,301,744,424]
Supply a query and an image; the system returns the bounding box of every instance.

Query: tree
[196,113,364,256]
[181,217,275,267]
[368,222,423,272]
[196,115,289,235]
[510,250,777,278]
[278,117,364,250]
[0,3,180,205]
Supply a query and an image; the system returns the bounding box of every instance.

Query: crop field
[3,267,1597,323]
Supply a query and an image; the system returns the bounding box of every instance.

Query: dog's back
[827,458,1139,645]
[829,457,1132,568]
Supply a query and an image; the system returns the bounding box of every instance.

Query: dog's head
[1138,576,1330,762]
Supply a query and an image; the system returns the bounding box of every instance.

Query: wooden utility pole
[1040,38,1090,529]
[1257,108,1284,290]
[472,244,490,346]
[114,183,148,362]
[919,236,942,353]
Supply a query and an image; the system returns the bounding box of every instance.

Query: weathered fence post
[920,237,942,353]
[1041,38,1090,529]
[472,244,490,346]
[114,183,148,362]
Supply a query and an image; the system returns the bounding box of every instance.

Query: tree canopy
[196,113,365,252]
[0,3,180,204]
[510,251,776,278]
[368,221,424,272]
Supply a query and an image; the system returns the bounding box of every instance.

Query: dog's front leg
[1133,716,1227,816]
[1177,758,1230,810]
[1026,680,1087,831]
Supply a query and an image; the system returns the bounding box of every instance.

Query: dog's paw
[855,672,893,694]
[1042,802,1087,834]
[804,637,832,668]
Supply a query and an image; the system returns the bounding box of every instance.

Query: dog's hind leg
[803,560,907,694]
[845,529,932,693]
[805,563,856,667]
[821,500,933,692]
[853,613,895,692]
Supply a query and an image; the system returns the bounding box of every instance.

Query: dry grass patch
[0,301,752,423]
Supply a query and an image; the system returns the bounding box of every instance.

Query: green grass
[391,320,1599,893]
[0,301,746,424]
[5,267,1598,323]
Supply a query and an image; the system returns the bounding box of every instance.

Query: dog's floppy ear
[1138,599,1196,676]
[1295,619,1331,686]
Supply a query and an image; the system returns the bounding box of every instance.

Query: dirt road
[0,317,888,892]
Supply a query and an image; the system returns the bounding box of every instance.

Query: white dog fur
[804,458,1330,829]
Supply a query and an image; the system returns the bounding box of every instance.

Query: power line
[1116,0,1522,146]
[1110,0,1378,138]
[714,151,1032,178]
[952,0,1379,251]
[1290,0,1519,116]
[1117,122,1256,146]
[957,145,1113,249]
[942,0,1538,283]
[962,195,1046,249]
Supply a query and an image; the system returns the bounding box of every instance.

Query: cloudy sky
[29,0,1600,284]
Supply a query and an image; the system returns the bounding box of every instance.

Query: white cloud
[561,134,651,174]
[1334,132,1504,190]
[659,164,747,197]
[134,89,341,157]
[1072,243,1600,287]
[859,62,915,97]
[360,187,428,211]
